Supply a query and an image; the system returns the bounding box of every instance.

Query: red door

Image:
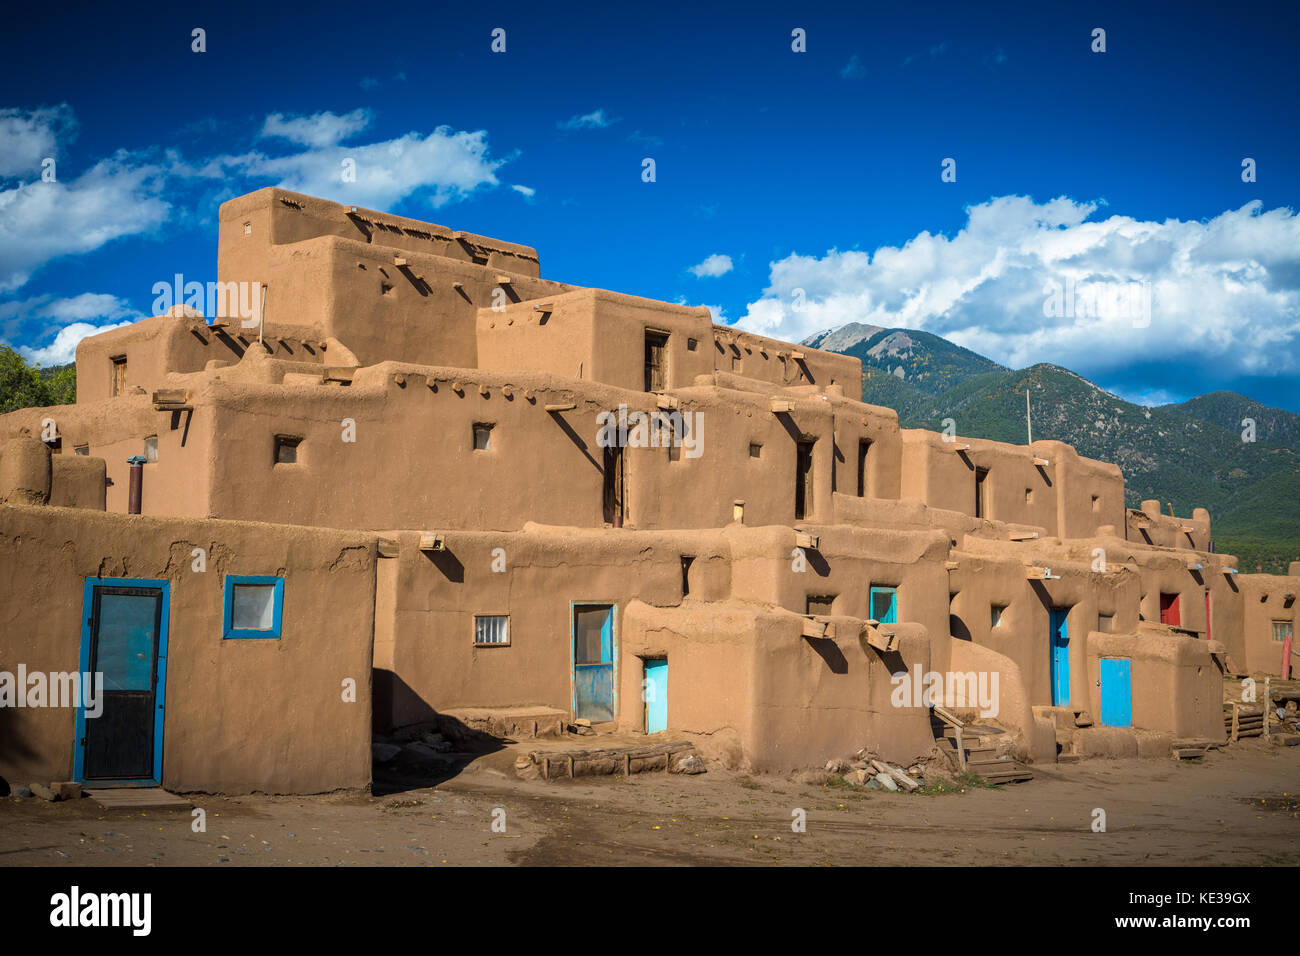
[1159,593,1180,626]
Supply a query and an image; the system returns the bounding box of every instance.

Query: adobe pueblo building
[1,187,1296,794]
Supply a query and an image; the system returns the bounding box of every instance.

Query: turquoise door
[74,578,170,787]
[870,587,897,624]
[644,659,667,734]
[1050,608,1069,706]
[573,605,615,722]
[1099,658,1132,727]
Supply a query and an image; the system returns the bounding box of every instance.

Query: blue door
[1050,608,1070,706]
[573,605,615,722]
[75,578,170,787]
[1099,658,1132,727]
[870,587,898,624]
[644,659,667,733]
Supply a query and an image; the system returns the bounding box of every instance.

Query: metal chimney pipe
[126,455,146,514]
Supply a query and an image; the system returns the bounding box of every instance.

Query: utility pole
[1025,388,1032,445]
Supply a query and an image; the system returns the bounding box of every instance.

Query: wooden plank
[376,538,399,558]
[418,533,444,552]
[88,788,192,810]
[794,531,819,550]
[1009,530,1039,541]
[544,403,576,412]
[801,618,826,639]
[769,399,794,413]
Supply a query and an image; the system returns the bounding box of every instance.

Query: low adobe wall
[0,504,377,794]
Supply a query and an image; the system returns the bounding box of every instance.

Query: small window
[687,338,698,351]
[681,555,695,597]
[111,356,127,396]
[475,614,510,646]
[275,435,301,464]
[1091,495,1101,512]
[806,595,835,616]
[74,444,89,456]
[1025,487,1033,504]
[870,586,898,624]
[1099,614,1113,632]
[974,467,989,519]
[223,575,284,639]
[1274,621,1294,643]
[991,604,1007,628]
[243,221,252,236]
[473,423,493,450]
[144,436,158,463]
[1159,592,1180,627]
[749,443,762,459]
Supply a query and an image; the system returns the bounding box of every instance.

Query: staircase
[932,706,1033,784]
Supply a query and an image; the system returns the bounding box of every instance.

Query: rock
[796,770,831,786]
[30,783,57,801]
[574,718,592,727]
[52,782,81,800]
[906,765,923,777]
[570,723,595,736]
[670,753,706,775]
[11,787,32,798]
[845,769,871,786]
[873,772,898,791]
[850,760,871,770]
[825,758,848,773]
[372,742,402,763]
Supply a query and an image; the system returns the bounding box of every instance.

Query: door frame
[643,657,668,734]
[73,577,170,788]
[570,601,618,722]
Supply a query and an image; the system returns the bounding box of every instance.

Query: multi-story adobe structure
[1,188,1296,795]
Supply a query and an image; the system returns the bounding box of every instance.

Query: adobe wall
[1126,500,1212,552]
[1236,574,1299,676]
[619,603,936,771]
[0,504,376,794]
[218,188,566,369]
[712,326,863,396]
[373,526,730,730]
[1085,627,1225,739]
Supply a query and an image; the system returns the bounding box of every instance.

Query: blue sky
[3,0,1299,411]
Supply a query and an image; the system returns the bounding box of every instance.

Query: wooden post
[1264,678,1271,738]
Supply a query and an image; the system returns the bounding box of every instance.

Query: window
[681,556,695,597]
[687,338,698,351]
[806,595,835,616]
[1099,614,1113,632]
[243,221,252,236]
[1091,494,1101,512]
[991,604,1007,628]
[474,615,510,646]
[111,356,127,396]
[473,423,493,450]
[274,435,301,464]
[1274,621,1293,643]
[222,575,284,639]
[1025,487,1033,504]
[749,443,762,459]
[857,439,872,497]
[974,467,989,519]
[870,587,898,624]
[645,330,669,392]
[144,436,158,463]
[74,444,89,456]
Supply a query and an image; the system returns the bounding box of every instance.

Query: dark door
[644,331,669,392]
[975,467,989,518]
[795,440,815,519]
[603,443,624,523]
[1159,593,1180,626]
[82,583,166,782]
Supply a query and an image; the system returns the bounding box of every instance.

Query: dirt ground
[1,740,1297,867]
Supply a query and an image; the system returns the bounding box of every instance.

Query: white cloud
[209,123,508,210]
[840,55,866,80]
[261,109,372,148]
[0,104,77,179]
[558,109,618,131]
[677,298,726,323]
[736,196,1300,384]
[19,320,135,365]
[0,153,170,292]
[689,253,734,278]
[511,184,536,198]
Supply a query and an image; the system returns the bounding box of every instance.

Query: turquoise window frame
[222,575,284,640]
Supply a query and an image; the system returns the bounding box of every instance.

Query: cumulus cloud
[736,196,1300,386]
[558,109,618,130]
[206,121,508,210]
[0,104,77,179]
[510,184,536,199]
[689,253,734,278]
[261,108,372,148]
[0,293,141,365]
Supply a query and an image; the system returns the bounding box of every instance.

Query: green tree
[0,346,76,413]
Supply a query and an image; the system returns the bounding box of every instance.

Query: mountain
[809,325,1300,574]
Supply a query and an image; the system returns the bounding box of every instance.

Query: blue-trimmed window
[222,575,284,639]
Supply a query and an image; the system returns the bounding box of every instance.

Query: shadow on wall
[0,692,41,796]
[950,614,972,641]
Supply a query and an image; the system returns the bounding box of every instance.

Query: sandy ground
[1,739,1296,867]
